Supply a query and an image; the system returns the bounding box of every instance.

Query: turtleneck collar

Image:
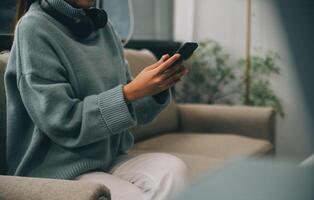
[29,0,103,39]
[36,0,86,18]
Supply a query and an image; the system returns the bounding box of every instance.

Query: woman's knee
[157,153,187,175]
[150,153,189,199]
[143,153,189,185]
[112,153,189,199]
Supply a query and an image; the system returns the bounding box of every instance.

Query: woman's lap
[75,153,188,200]
[75,171,145,200]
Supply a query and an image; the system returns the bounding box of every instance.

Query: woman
[4,0,189,199]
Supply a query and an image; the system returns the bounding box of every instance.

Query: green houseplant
[175,39,284,117]
[175,39,238,104]
[238,50,284,116]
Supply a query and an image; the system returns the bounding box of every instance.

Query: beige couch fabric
[129,101,178,142]
[128,149,224,181]
[177,104,275,143]
[0,175,111,200]
[133,133,272,160]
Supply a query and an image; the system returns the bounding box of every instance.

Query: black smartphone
[170,42,198,67]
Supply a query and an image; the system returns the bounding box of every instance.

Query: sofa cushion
[0,52,9,174]
[129,101,178,142]
[128,149,224,181]
[124,49,178,141]
[132,133,273,160]
[124,49,155,78]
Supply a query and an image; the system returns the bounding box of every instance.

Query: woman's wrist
[123,83,137,102]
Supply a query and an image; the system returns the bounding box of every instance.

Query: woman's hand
[123,54,188,102]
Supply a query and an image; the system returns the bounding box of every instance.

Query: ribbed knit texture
[4,0,170,179]
[49,0,85,18]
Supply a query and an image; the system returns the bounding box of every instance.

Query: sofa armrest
[177,104,276,144]
[0,175,111,200]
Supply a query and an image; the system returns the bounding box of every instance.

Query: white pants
[75,153,189,200]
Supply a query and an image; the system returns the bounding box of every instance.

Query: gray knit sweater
[4,0,170,179]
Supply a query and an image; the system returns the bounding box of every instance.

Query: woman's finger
[162,77,182,90]
[157,54,170,65]
[160,66,185,82]
[159,68,187,88]
[154,54,181,74]
[146,54,170,70]
[163,63,183,74]
[162,65,185,80]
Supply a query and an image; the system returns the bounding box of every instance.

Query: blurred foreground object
[276,0,314,154]
[177,158,314,200]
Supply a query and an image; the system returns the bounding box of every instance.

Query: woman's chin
[80,1,95,9]
[69,0,95,9]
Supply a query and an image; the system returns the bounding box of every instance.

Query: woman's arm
[108,20,182,124]
[18,74,137,148]
[14,17,137,148]
[123,60,171,125]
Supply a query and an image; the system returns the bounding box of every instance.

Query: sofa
[0,49,275,200]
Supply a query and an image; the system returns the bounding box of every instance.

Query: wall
[174,0,313,161]
[132,0,173,40]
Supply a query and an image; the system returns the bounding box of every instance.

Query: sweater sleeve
[124,60,171,125]
[106,20,171,124]
[15,16,137,148]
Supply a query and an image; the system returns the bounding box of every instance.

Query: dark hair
[15,0,37,23]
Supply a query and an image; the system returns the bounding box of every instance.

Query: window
[100,0,174,40]
[0,0,16,34]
